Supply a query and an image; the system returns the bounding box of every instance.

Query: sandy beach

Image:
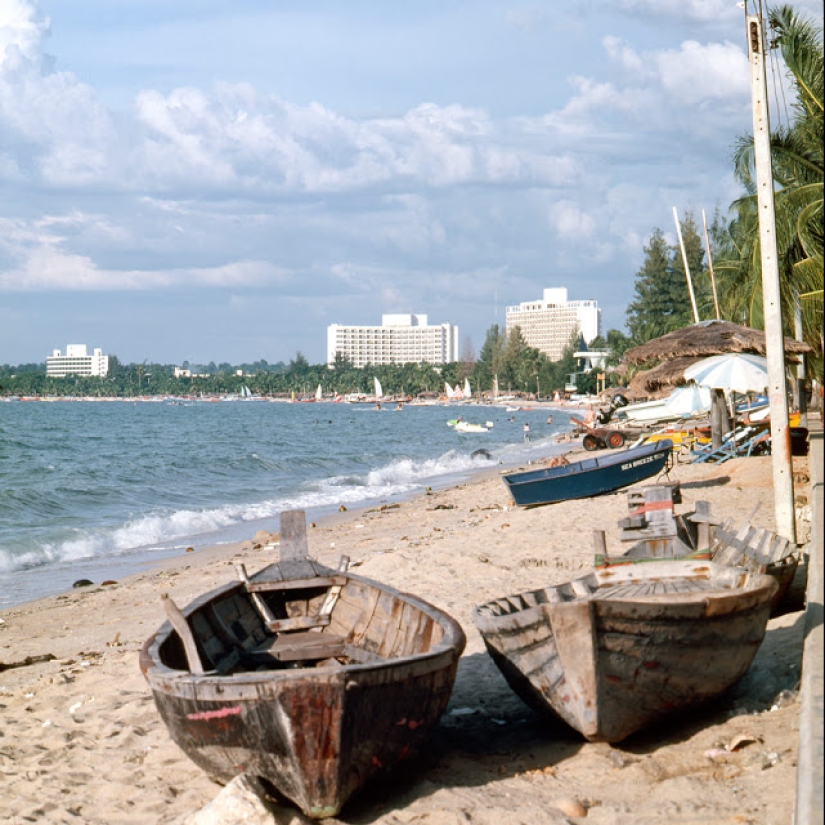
[0,442,814,825]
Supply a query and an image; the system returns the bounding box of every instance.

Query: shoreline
[0,447,812,824]
[1,425,579,612]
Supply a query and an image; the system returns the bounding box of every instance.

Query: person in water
[523,422,530,441]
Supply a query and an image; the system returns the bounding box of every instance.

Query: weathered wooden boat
[502,439,672,507]
[593,487,798,616]
[473,559,776,743]
[140,510,466,819]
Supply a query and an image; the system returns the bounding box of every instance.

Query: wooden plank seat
[245,575,347,593]
[252,630,346,663]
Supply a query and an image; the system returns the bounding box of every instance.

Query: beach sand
[0,446,813,824]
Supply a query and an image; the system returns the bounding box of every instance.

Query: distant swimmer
[546,415,553,425]
[523,422,531,442]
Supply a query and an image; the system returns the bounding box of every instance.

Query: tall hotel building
[327,314,458,368]
[505,287,601,361]
[46,344,110,377]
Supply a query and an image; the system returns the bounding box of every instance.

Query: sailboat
[373,377,383,400]
[445,382,457,400]
[463,378,472,401]
[315,384,323,402]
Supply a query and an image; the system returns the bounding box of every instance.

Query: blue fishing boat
[503,439,673,507]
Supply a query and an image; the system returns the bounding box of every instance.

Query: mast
[673,207,700,324]
[701,209,721,320]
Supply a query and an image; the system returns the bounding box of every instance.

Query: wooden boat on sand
[140,510,466,819]
[473,559,776,743]
[594,486,798,616]
[502,439,672,507]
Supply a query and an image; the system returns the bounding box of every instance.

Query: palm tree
[718,5,823,380]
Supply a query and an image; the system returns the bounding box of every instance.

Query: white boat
[373,377,383,400]
[618,386,711,426]
[454,421,489,433]
[618,398,674,424]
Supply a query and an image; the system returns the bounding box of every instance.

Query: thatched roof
[622,320,811,367]
[626,357,701,398]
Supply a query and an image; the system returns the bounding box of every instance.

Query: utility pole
[747,12,796,543]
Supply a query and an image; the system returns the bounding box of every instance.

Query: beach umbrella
[662,384,712,417]
[683,353,770,395]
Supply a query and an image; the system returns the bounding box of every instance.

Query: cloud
[0,0,783,362]
[657,40,749,104]
[611,0,739,24]
[547,200,596,239]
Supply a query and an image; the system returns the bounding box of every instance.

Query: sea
[0,398,575,609]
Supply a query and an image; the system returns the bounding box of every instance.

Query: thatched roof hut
[622,320,810,366]
[619,320,812,398]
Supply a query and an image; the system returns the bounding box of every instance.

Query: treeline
[0,329,631,399]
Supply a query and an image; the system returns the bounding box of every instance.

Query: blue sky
[1,0,821,366]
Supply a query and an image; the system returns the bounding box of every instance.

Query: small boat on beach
[502,439,672,507]
[473,559,776,743]
[140,509,466,819]
[593,485,799,616]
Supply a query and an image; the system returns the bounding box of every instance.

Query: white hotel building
[327,314,458,368]
[505,287,601,361]
[46,344,109,378]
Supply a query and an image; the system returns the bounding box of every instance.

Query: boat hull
[503,440,672,507]
[141,573,465,818]
[474,560,776,743]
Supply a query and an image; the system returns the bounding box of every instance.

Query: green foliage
[473,324,506,391]
[716,4,823,380]
[627,213,710,345]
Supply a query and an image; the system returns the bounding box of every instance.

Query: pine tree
[626,222,702,344]
[474,325,506,392]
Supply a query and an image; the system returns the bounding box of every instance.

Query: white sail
[463,378,472,399]
[444,381,455,399]
[315,384,323,402]
[374,377,383,399]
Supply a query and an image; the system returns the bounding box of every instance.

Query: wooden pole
[673,207,700,324]
[701,209,721,320]
[747,13,796,543]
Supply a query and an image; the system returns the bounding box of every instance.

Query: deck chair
[691,426,755,464]
[740,430,771,457]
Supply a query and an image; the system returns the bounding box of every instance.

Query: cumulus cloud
[0,0,773,361]
[547,201,596,239]
[611,0,739,24]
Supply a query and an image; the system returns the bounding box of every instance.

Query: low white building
[46,345,109,378]
[327,314,458,368]
[506,287,601,361]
